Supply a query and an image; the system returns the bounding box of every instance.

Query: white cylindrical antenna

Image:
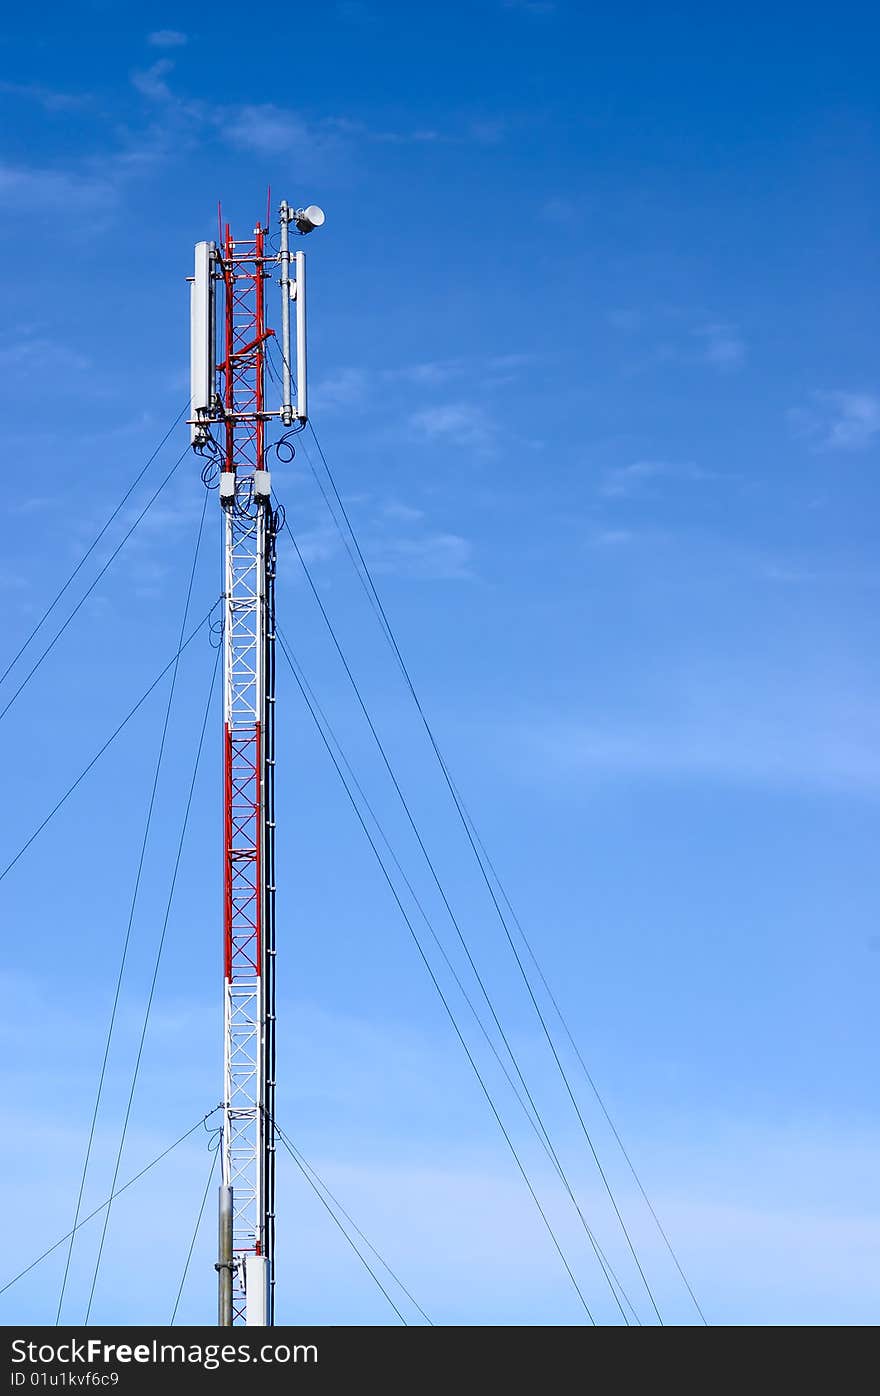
[294,249,307,421]
[278,204,293,426]
[190,240,214,445]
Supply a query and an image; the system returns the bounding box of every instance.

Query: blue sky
[1,0,879,1326]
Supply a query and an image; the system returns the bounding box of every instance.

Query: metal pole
[218,1185,233,1326]
[263,512,278,1324]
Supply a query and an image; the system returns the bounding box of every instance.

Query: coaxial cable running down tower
[189,198,324,1327]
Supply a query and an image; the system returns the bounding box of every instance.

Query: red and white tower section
[189,199,325,1327]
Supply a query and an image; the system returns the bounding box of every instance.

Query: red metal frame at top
[221,225,273,474]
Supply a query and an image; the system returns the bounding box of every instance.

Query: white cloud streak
[695,322,746,370]
[791,391,880,451]
[409,402,497,454]
[148,30,188,47]
[524,680,880,795]
[599,460,714,499]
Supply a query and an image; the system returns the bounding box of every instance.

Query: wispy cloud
[336,1,375,23]
[409,402,497,454]
[313,356,530,417]
[606,308,642,332]
[148,29,188,47]
[369,530,473,580]
[695,322,746,370]
[0,161,116,214]
[501,0,557,14]
[391,360,463,386]
[599,460,714,499]
[0,329,90,375]
[291,520,343,565]
[372,125,445,145]
[127,67,330,171]
[224,104,337,158]
[0,89,199,225]
[313,367,369,410]
[128,61,499,161]
[522,676,880,795]
[532,195,576,225]
[279,483,475,583]
[131,58,176,102]
[469,118,508,145]
[0,58,205,228]
[0,81,88,111]
[392,354,529,387]
[790,391,880,451]
[587,528,636,547]
[608,309,747,374]
[381,501,425,523]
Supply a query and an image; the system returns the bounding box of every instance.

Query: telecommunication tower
[189,197,325,1326]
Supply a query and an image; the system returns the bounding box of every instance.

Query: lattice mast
[189,198,324,1327]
